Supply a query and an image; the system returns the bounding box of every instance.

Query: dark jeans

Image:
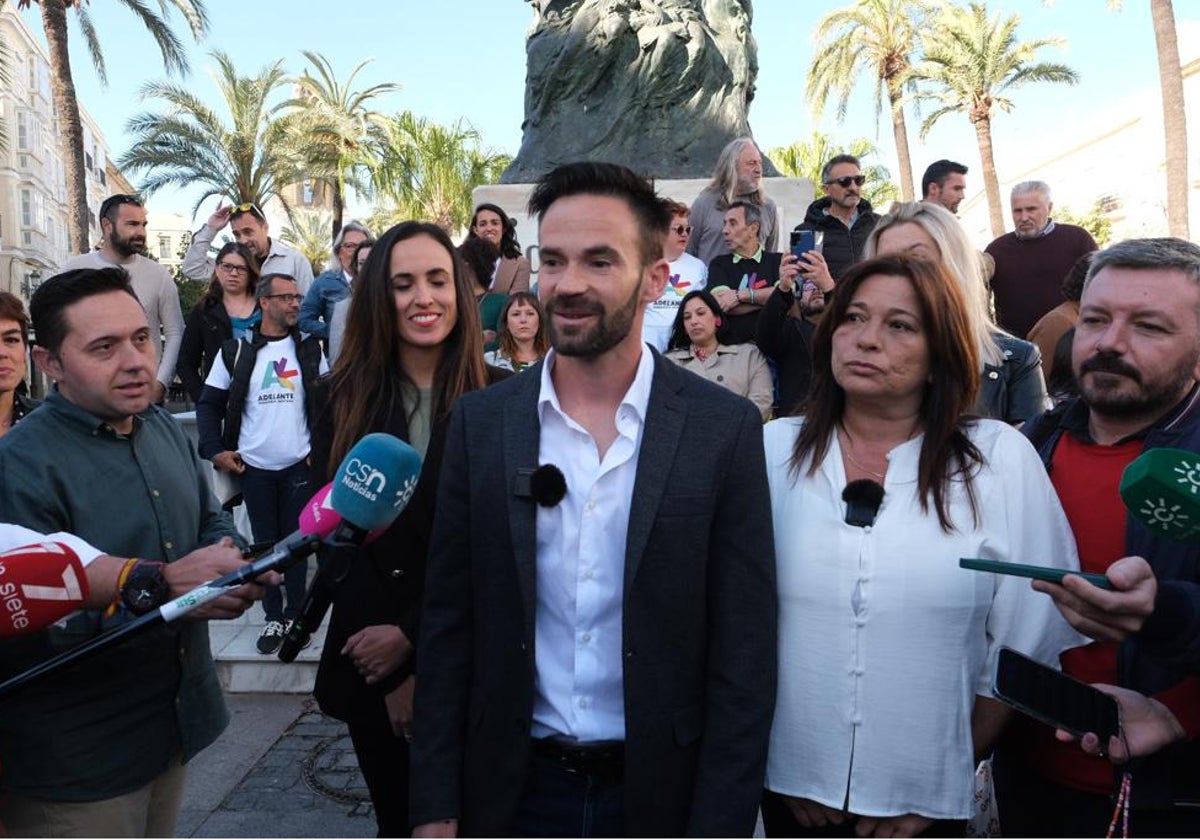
[241,459,311,622]
[992,745,1200,837]
[760,790,966,838]
[511,752,624,837]
[347,713,409,837]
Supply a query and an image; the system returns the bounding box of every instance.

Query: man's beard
[111,232,145,258]
[1078,350,1198,419]
[545,280,642,359]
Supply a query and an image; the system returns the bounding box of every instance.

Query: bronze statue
[502,0,777,182]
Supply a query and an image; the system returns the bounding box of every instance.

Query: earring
[714,317,723,326]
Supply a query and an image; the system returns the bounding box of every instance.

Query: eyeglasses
[231,202,265,222]
[98,193,143,219]
[671,225,693,236]
[262,293,303,304]
[338,240,366,252]
[826,175,866,188]
[217,262,249,275]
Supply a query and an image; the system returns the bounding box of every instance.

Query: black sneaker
[257,620,286,654]
[285,620,312,651]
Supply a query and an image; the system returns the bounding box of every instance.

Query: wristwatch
[120,560,170,616]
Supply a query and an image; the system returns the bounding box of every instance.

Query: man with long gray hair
[299,220,373,342]
[687,137,778,265]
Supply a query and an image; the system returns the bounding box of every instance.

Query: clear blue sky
[19,0,1189,222]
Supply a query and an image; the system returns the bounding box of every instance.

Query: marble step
[209,611,327,694]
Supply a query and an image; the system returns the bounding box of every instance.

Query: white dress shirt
[763,417,1085,820]
[531,347,655,742]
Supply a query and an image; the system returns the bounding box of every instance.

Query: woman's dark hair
[205,242,261,304]
[326,221,487,470]
[468,203,522,260]
[667,289,728,350]
[790,254,985,533]
[497,291,549,361]
[1062,252,1092,303]
[458,236,500,293]
[1047,328,1079,405]
[0,292,29,345]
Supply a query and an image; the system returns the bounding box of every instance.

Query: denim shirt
[0,389,243,800]
[298,269,351,339]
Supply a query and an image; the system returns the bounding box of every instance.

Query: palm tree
[280,210,333,275]
[806,0,932,202]
[16,0,208,254]
[914,1,1078,238]
[370,112,510,233]
[770,131,900,211]
[1149,0,1188,238]
[282,52,399,238]
[119,51,300,217]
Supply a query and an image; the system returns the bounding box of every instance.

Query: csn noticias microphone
[0,542,88,638]
[843,480,885,528]
[1119,447,1200,542]
[278,433,423,662]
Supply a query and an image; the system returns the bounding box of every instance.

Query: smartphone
[994,647,1120,741]
[790,229,816,258]
[959,557,1114,590]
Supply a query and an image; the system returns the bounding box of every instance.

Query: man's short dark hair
[527,162,671,265]
[255,272,295,300]
[821,154,861,185]
[98,194,144,226]
[921,160,968,197]
[727,200,762,233]
[30,267,139,353]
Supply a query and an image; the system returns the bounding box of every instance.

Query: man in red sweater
[994,237,1200,836]
[985,181,1097,339]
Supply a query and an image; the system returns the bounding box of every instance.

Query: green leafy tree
[806,0,933,201]
[913,1,1078,238]
[282,51,399,238]
[369,112,510,233]
[280,210,333,275]
[118,50,300,216]
[770,132,900,211]
[1055,201,1113,247]
[16,0,208,254]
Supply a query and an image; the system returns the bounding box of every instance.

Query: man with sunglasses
[641,199,707,351]
[196,273,327,654]
[55,194,184,405]
[793,154,880,282]
[182,201,316,295]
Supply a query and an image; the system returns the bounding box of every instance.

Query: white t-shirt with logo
[642,252,708,352]
[204,334,329,470]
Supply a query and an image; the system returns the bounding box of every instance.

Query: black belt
[532,737,625,777]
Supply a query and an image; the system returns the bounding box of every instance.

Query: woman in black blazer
[309,221,501,837]
[177,242,260,401]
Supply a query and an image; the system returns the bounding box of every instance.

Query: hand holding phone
[959,557,1114,590]
[995,647,1120,742]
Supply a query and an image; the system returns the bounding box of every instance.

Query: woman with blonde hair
[863,201,1047,424]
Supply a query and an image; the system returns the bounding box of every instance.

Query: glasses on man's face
[217,262,248,275]
[671,225,693,236]
[339,240,365,252]
[263,293,303,304]
[826,175,866,188]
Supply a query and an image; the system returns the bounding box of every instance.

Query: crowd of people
[0,138,1198,840]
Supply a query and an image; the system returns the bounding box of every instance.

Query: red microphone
[0,542,88,637]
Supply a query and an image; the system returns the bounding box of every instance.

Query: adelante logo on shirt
[262,358,299,391]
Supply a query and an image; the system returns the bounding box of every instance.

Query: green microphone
[1119,447,1200,542]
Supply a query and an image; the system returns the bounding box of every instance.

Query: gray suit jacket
[411,352,777,836]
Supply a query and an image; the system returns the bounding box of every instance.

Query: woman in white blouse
[762,254,1083,837]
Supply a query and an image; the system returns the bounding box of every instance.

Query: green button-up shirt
[0,389,244,801]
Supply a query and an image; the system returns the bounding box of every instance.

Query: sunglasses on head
[98,193,143,219]
[231,201,265,222]
[826,175,866,188]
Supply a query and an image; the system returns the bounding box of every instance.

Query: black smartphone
[790,229,816,258]
[994,647,1120,741]
[959,557,1114,590]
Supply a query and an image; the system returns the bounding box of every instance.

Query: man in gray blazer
[411,162,777,837]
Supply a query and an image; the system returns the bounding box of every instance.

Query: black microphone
[515,464,568,507]
[277,433,423,663]
[843,480,885,527]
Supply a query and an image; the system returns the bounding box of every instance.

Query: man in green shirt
[0,266,265,838]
